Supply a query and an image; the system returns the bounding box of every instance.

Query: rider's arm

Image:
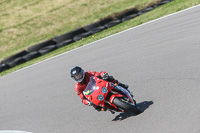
[78,92,90,105]
[88,71,118,83]
[75,84,89,105]
[87,71,105,77]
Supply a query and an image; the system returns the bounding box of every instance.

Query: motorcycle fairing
[111,83,134,104]
[83,76,111,106]
[83,76,136,111]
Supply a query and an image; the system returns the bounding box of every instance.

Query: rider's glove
[102,73,109,80]
[87,101,94,106]
[102,73,116,82]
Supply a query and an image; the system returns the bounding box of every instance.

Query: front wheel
[113,97,141,115]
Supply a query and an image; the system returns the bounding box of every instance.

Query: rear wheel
[113,97,141,114]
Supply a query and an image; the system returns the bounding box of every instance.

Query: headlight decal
[97,95,104,101]
[101,87,108,94]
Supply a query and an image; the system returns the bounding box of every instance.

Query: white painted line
[0,131,33,133]
[8,4,200,75]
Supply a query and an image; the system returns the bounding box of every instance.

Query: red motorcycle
[83,76,141,114]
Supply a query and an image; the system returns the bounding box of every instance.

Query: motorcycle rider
[70,66,132,111]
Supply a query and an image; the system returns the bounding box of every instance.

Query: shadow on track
[112,101,153,121]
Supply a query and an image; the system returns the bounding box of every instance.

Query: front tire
[113,97,141,114]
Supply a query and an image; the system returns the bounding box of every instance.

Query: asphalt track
[1,5,200,133]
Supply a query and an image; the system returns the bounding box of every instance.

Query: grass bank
[0,0,158,61]
[0,0,200,76]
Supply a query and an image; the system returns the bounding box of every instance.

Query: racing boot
[109,110,115,114]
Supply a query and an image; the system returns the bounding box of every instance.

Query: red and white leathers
[75,71,117,105]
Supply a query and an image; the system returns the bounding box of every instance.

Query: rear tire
[113,97,141,114]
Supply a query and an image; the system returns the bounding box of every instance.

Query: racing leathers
[74,71,117,106]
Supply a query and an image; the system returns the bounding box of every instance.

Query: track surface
[1,5,200,133]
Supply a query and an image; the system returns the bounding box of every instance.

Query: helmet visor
[74,73,83,81]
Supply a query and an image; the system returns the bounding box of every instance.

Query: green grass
[0,0,200,76]
[0,0,158,60]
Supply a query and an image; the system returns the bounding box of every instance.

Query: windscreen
[83,77,96,95]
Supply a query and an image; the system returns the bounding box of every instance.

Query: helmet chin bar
[80,77,87,84]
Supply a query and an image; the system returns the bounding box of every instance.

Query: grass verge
[0,0,200,76]
[0,0,158,61]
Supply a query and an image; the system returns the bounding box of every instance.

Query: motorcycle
[83,76,141,114]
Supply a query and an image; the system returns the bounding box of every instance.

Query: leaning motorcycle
[83,76,141,114]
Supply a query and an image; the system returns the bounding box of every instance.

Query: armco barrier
[0,0,173,73]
